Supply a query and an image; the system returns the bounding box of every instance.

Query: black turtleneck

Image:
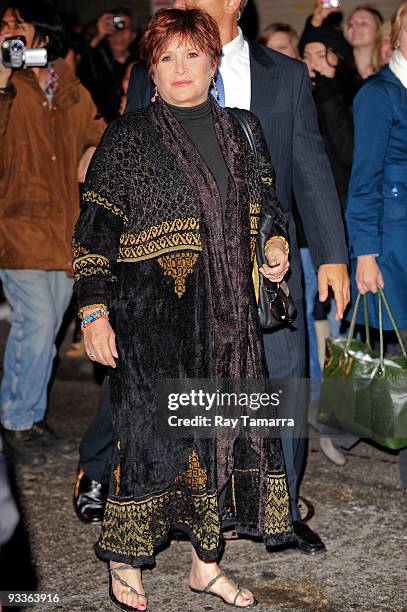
[168,99,229,211]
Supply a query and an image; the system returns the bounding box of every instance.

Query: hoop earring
[211,76,218,100]
[151,85,158,103]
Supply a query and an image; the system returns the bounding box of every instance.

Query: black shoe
[73,466,108,524]
[31,420,75,453]
[2,428,46,466]
[292,521,327,555]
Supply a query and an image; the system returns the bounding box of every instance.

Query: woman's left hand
[260,239,290,283]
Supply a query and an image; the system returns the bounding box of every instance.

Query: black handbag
[229,107,296,328]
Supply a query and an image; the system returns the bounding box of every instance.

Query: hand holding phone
[312,0,341,28]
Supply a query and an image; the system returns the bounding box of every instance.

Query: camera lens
[11,40,24,52]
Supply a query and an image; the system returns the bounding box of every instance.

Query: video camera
[1,36,47,69]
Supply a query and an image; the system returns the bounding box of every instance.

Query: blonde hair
[391,1,407,49]
[372,21,391,69]
[345,4,384,33]
[258,22,299,51]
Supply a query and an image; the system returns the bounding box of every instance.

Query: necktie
[211,70,225,107]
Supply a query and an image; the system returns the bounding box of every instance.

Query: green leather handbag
[317,287,407,450]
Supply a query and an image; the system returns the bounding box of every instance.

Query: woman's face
[346,9,379,48]
[397,15,407,60]
[303,42,338,78]
[265,31,298,59]
[152,36,214,107]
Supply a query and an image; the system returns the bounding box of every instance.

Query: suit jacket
[346,66,407,329]
[125,42,348,300]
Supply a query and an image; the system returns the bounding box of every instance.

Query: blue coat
[346,66,407,330]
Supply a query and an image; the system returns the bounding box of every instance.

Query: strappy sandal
[108,564,148,611]
[189,570,258,608]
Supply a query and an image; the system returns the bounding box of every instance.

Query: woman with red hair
[73,8,293,610]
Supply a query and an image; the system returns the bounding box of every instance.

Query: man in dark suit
[74,0,350,554]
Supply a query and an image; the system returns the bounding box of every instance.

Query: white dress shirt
[219,28,251,110]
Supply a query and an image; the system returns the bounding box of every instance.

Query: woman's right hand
[83,318,118,368]
[311,0,338,27]
[356,255,384,294]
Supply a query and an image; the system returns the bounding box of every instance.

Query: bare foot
[189,548,255,607]
[109,561,147,610]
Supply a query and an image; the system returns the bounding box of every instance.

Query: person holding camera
[0,0,104,466]
[308,1,384,79]
[77,6,137,123]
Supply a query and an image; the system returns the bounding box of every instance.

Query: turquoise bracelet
[81,309,109,331]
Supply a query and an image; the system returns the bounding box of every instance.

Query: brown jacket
[0,59,104,271]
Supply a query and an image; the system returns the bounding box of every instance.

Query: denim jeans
[0,270,73,431]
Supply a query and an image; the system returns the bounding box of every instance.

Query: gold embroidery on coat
[83,190,128,223]
[174,449,208,490]
[113,464,121,496]
[157,252,199,298]
[72,253,110,281]
[261,176,273,185]
[249,202,261,215]
[118,218,201,263]
[72,239,89,259]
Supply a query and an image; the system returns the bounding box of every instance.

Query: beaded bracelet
[78,303,108,320]
[265,235,290,258]
[81,309,109,331]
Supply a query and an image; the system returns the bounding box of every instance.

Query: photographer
[77,7,137,122]
[0,0,103,466]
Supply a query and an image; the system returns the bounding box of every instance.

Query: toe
[121,591,129,607]
[236,588,255,607]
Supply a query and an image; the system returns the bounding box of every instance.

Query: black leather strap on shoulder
[228,108,258,162]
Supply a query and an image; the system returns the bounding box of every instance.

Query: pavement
[0,319,406,612]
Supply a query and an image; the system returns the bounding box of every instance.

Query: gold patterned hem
[97,487,220,560]
[220,469,291,537]
[264,472,291,535]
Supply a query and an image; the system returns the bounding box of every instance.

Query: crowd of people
[0,0,406,610]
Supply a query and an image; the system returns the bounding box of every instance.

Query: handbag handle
[345,292,371,353]
[377,285,407,360]
[345,287,407,364]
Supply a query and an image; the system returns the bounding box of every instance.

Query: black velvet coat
[73,97,294,567]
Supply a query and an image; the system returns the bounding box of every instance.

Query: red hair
[139,8,221,73]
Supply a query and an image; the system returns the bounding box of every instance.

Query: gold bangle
[78,303,108,320]
[265,236,289,258]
